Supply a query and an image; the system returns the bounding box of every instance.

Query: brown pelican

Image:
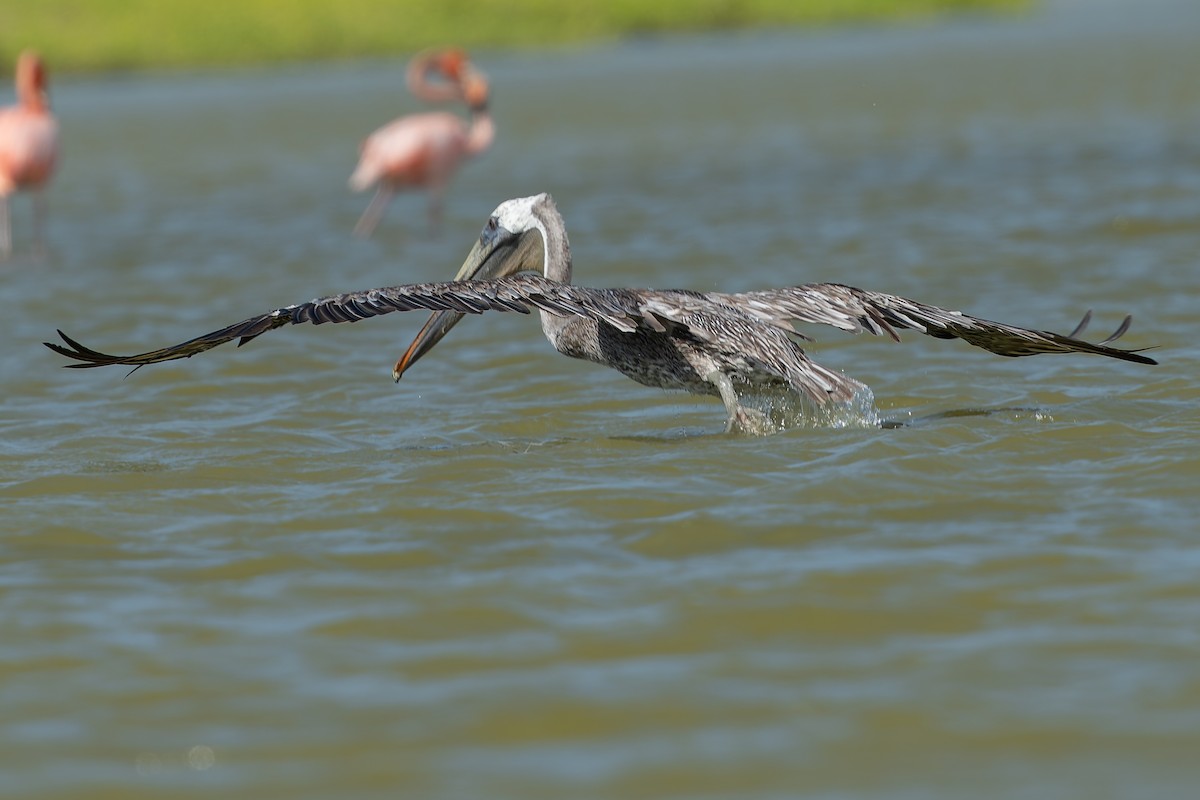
[45,193,1155,432]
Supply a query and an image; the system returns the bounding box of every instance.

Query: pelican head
[392,194,561,381]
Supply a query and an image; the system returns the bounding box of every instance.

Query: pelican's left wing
[716,283,1157,365]
[45,274,641,371]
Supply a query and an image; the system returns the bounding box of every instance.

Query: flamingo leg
[426,182,447,233]
[32,190,47,255]
[353,185,395,238]
[0,195,10,260]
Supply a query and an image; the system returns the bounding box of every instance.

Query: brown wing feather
[717,283,1157,365]
[44,275,1158,379]
[636,292,867,403]
[43,275,642,370]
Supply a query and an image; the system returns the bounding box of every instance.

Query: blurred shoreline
[2,0,1029,75]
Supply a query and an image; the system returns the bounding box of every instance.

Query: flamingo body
[0,51,58,258]
[0,108,56,192]
[350,111,473,193]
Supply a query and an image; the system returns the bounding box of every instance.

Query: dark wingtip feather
[1099,315,1133,345]
[44,330,101,365]
[1122,347,1158,366]
[56,329,111,359]
[1067,310,1093,339]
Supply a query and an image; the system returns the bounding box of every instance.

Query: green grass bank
[2,0,1028,74]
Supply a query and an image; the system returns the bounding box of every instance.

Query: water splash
[887,406,1056,429]
[736,385,882,435]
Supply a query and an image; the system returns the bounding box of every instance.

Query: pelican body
[0,51,58,258]
[45,194,1156,433]
[350,49,494,237]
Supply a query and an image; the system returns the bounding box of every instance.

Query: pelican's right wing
[45,274,642,371]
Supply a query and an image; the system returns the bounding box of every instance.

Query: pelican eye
[480,214,499,242]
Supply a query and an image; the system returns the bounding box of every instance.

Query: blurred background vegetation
[2,0,1028,74]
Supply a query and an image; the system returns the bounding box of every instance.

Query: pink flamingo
[349,49,494,237]
[0,51,58,259]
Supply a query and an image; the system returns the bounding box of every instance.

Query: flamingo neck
[16,57,49,113]
[465,109,495,158]
[406,54,461,104]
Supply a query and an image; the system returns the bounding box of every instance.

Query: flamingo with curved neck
[405,49,469,104]
[349,49,494,237]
